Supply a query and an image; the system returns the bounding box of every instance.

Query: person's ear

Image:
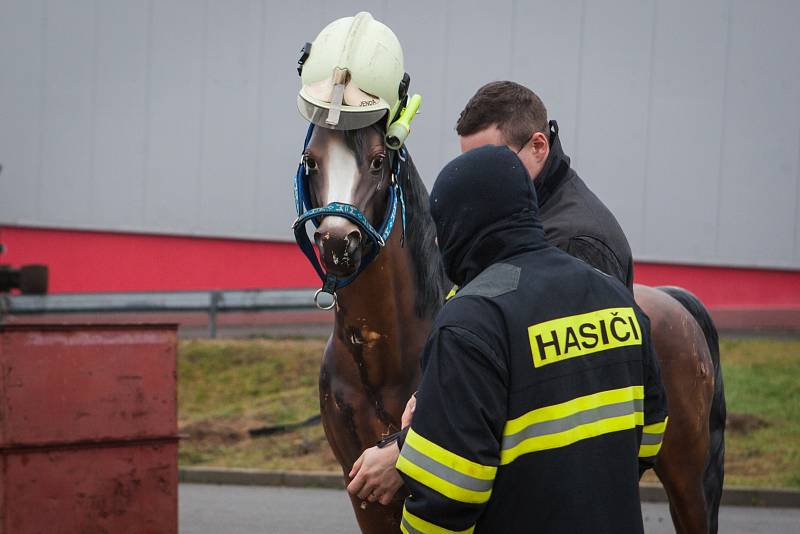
[531,132,549,164]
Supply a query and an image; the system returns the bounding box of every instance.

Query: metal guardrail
[0,289,319,338]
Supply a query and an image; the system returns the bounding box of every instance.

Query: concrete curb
[180,467,344,490]
[179,467,800,508]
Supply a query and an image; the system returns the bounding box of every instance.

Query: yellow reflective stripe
[638,443,663,457]
[639,416,669,458]
[405,429,497,481]
[501,411,642,465]
[643,416,669,435]
[396,454,492,504]
[401,505,475,534]
[503,385,644,436]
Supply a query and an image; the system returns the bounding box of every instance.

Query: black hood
[534,120,572,207]
[429,145,548,286]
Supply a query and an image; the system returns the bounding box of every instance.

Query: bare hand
[347,445,403,506]
[401,393,416,428]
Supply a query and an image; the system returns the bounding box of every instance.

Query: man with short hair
[457,81,634,289]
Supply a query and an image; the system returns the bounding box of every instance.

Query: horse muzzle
[314,216,363,278]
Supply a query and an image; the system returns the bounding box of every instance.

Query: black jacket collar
[534,120,572,207]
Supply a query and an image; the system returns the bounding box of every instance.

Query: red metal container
[0,323,178,534]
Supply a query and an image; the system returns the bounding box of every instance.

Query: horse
[292,122,726,534]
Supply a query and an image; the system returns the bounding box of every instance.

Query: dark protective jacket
[396,145,667,534]
[536,121,634,290]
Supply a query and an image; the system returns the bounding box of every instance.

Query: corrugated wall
[1,0,799,269]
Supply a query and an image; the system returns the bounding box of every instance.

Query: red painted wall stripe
[2,225,799,309]
[634,262,800,309]
[0,226,319,293]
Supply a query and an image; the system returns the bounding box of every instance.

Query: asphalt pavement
[179,483,800,534]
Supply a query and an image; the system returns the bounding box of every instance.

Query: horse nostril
[346,230,362,254]
[314,231,325,253]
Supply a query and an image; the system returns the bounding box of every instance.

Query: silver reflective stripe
[401,516,423,534]
[641,430,665,446]
[400,443,495,493]
[502,398,644,451]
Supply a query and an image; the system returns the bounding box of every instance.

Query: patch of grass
[718,337,800,488]
[179,338,323,425]
[178,337,341,472]
[178,335,800,488]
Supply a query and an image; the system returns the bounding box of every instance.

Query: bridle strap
[291,123,408,298]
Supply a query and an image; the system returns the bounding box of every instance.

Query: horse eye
[304,156,318,172]
[369,155,385,174]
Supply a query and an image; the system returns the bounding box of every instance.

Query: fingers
[348,445,405,504]
[346,471,365,497]
[401,393,417,428]
[349,453,364,478]
[357,482,377,501]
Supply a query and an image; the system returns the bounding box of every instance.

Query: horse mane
[398,153,450,319]
[344,127,448,319]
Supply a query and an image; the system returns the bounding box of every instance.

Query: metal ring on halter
[314,288,337,310]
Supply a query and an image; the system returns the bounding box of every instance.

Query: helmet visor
[297,95,388,131]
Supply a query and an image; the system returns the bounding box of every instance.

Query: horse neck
[332,223,429,376]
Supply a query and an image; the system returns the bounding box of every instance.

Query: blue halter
[292,123,407,305]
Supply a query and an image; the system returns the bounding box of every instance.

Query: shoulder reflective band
[396,428,496,504]
[501,385,644,465]
[639,416,669,458]
[400,505,475,534]
[527,307,642,368]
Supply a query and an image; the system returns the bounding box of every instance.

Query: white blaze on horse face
[324,136,359,206]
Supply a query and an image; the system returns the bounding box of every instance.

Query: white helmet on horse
[297,12,410,134]
[293,12,421,308]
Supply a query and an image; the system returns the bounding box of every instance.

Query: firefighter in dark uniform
[395,145,667,533]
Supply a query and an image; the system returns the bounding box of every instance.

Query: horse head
[301,124,394,279]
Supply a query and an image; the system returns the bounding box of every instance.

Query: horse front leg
[320,368,405,533]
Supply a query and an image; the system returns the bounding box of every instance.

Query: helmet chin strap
[292,123,408,309]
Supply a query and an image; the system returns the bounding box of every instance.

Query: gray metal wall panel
[92,0,149,228]
[511,0,583,153]
[642,0,728,261]
[253,3,325,240]
[716,0,800,268]
[322,0,385,23]
[0,0,44,223]
[796,147,800,264]
[1,0,799,269]
[382,1,449,188]
[39,0,96,225]
[438,0,515,169]
[145,0,205,231]
[574,0,655,252]
[199,0,262,236]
